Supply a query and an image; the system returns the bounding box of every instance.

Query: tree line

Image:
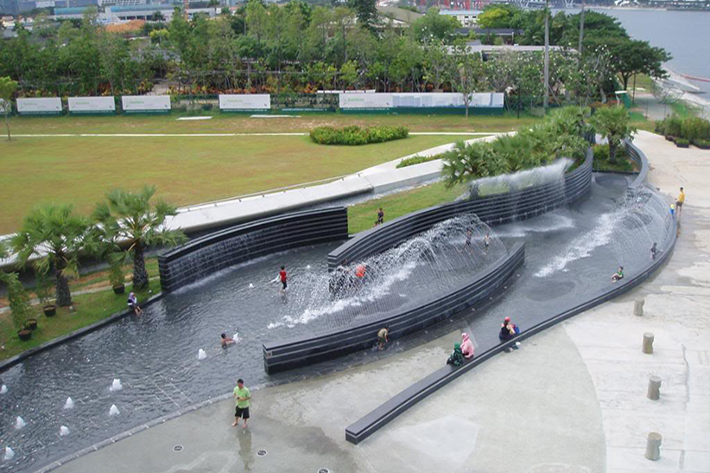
[0,1,669,104]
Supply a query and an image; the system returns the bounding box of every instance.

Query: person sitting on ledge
[446,343,466,367]
[221,333,235,348]
[611,266,624,283]
[461,333,475,359]
[499,317,521,352]
[651,243,661,260]
[127,292,142,315]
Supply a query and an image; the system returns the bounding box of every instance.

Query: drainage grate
[173,445,183,452]
[257,449,267,457]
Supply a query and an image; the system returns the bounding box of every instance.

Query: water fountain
[269,214,506,333]
[3,447,13,461]
[108,405,120,417]
[249,283,254,289]
[109,379,122,392]
[197,349,207,360]
[59,426,70,437]
[0,385,6,395]
[64,397,75,410]
[14,417,25,430]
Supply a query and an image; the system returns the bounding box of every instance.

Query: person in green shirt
[232,378,251,429]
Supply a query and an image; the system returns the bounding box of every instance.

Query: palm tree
[591,105,636,164]
[11,204,91,307]
[93,186,186,290]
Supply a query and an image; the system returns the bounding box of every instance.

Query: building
[439,9,481,27]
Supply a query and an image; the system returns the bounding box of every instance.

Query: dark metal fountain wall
[158,207,348,292]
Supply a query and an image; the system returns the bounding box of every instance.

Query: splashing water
[268,214,507,332]
[64,397,75,410]
[469,158,572,197]
[109,379,122,392]
[108,405,120,417]
[0,384,7,395]
[14,417,25,430]
[535,186,673,278]
[197,349,207,360]
[59,426,70,437]
[3,447,14,461]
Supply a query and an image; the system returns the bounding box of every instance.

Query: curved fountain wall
[263,243,525,374]
[328,148,593,270]
[158,207,348,292]
[344,138,678,445]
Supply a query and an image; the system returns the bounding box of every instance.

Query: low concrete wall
[158,207,348,292]
[328,149,593,270]
[624,138,650,197]
[263,243,525,374]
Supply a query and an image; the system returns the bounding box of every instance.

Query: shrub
[675,138,690,148]
[693,139,710,150]
[310,126,409,146]
[109,260,125,288]
[681,117,710,141]
[0,272,33,329]
[397,154,442,168]
[592,144,634,172]
[663,115,683,137]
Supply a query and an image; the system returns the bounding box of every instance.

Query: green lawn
[0,279,160,360]
[347,181,468,234]
[6,111,539,135]
[0,134,467,234]
[0,112,537,234]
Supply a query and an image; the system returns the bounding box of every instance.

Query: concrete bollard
[634,298,645,317]
[647,376,662,400]
[645,432,662,461]
[642,332,655,354]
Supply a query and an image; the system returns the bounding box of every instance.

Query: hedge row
[655,115,710,142]
[396,153,443,168]
[310,125,409,146]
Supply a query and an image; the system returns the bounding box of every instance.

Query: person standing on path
[676,187,685,218]
[376,208,385,226]
[232,379,251,429]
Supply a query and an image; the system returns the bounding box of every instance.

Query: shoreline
[657,69,710,119]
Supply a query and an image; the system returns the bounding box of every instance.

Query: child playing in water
[221,333,235,348]
[611,266,624,283]
[651,243,660,260]
[272,266,288,292]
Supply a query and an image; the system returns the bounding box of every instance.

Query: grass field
[0,113,536,234]
[347,181,467,234]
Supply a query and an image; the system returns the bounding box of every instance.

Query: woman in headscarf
[461,333,475,359]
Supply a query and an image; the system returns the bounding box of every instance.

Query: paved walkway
[51,131,710,473]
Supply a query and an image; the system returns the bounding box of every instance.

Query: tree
[153,10,166,22]
[422,40,450,92]
[0,76,17,141]
[93,186,186,290]
[592,37,671,90]
[412,8,460,44]
[11,204,91,307]
[591,105,636,163]
[450,45,484,117]
[348,0,378,31]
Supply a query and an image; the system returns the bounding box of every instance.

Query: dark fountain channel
[0,172,672,472]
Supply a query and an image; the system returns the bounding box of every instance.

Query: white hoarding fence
[121,95,171,114]
[16,97,62,115]
[219,94,271,111]
[339,92,505,111]
[339,93,393,110]
[68,96,116,114]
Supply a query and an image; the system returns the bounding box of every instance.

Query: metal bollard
[645,432,662,461]
[634,298,645,317]
[642,332,654,354]
[647,376,662,401]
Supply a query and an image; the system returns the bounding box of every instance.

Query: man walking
[676,187,685,218]
[232,378,251,429]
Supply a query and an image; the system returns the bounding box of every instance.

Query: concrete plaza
[54,131,710,473]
